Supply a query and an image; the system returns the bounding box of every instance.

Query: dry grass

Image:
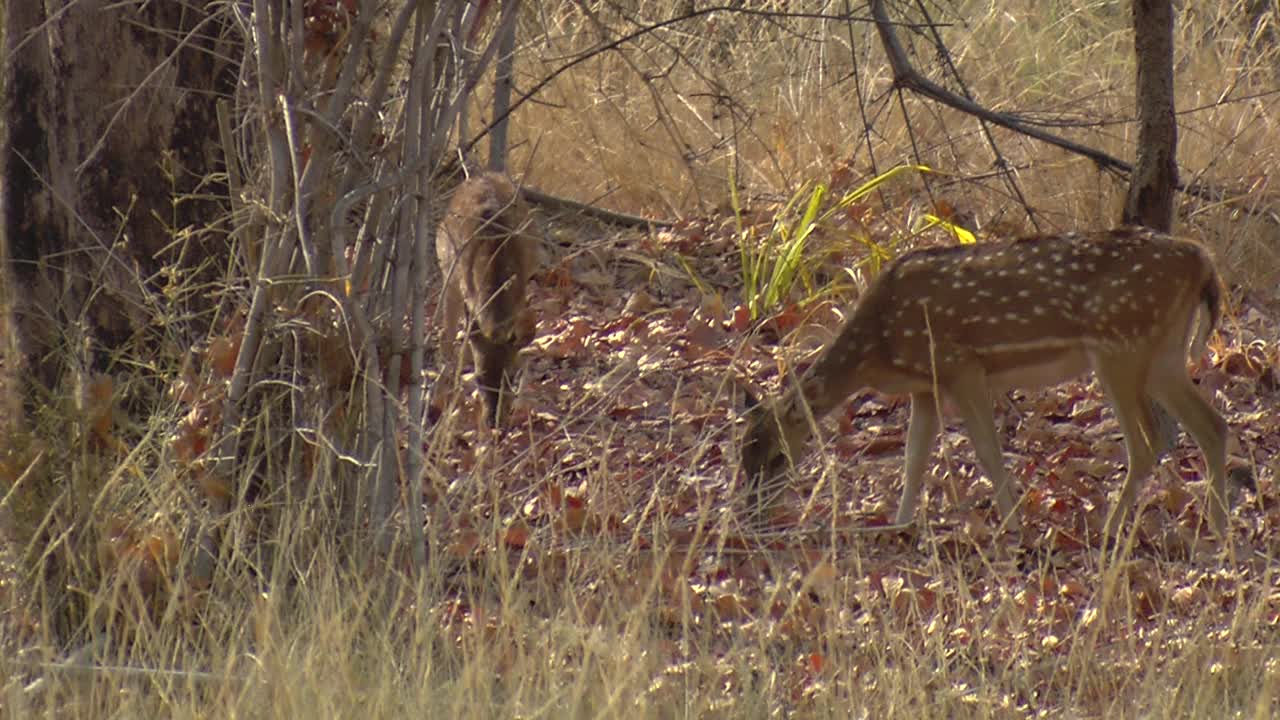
[5,512,1279,717]
[4,1,1280,718]
[507,0,1280,285]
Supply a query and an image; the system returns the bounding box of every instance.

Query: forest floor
[4,205,1280,717]
[410,206,1280,715]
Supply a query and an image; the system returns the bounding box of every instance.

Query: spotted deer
[741,226,1232,539]
[436,171,537,428]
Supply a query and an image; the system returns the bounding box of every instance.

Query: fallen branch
[521,186,677,229]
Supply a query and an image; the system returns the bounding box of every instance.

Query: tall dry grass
[6,514,1277,717]
[504,0,1280,284]
[3,2,1280,718]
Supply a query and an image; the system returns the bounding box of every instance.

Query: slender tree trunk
[1,1,235,399]
[1124,0,1185,464]
[488,0,520,171]
[1123,0,1178,231]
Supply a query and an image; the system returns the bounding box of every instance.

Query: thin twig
[462,5,883,156]
[18,660,249,686]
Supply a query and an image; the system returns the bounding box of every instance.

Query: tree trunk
[1123,0,1178,231]
[1,1,235,398]
[1124,0,1184,465]
[0,0,236,642]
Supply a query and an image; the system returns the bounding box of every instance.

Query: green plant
[737,164,935,321]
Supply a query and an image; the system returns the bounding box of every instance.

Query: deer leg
[438,284,464,364]
[895,391,940,526]
[948,369,1020,531]
[1149,400,1181,461]
[1093,353,1159,540]
[1147,353,1229,537]
[473,336,519,429]
[433,284,467,416]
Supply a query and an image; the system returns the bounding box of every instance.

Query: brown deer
[741,226,1231,539]
[435,171,537,428]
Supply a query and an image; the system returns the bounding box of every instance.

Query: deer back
[436,172,537,345]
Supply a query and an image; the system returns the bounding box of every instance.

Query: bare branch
[462,5,876,155]
[867,0,1240,208]
[869,0,1129,175]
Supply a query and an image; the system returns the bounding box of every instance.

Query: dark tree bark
[1123,0,1178,231]
[1,1,236,398]
[0,0,238,643]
